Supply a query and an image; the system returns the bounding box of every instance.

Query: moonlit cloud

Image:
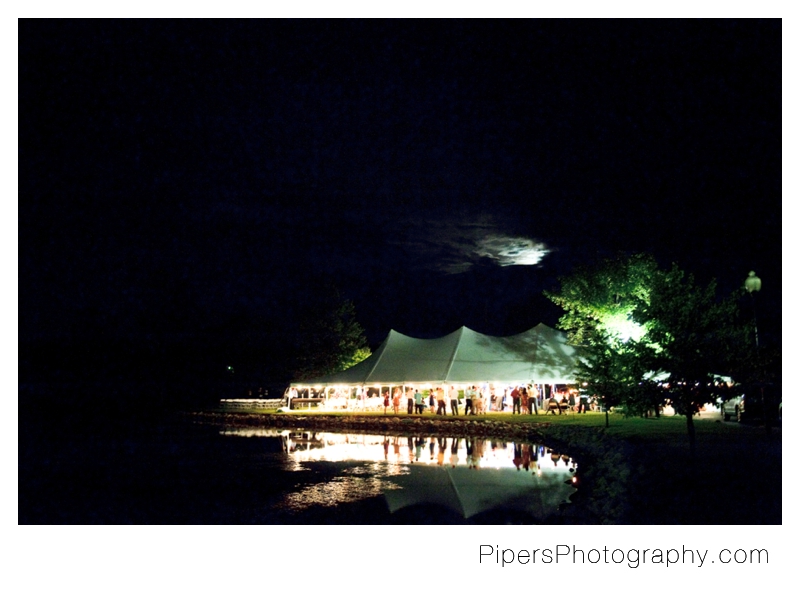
[476,235,549,268]
[389,213,549,274]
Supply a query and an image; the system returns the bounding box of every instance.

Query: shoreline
[186,410,632,524]
[184,409,781,525]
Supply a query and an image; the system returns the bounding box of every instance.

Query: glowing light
[476,234,549,267]
[602,311,645,343]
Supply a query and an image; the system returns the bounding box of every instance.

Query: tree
[548,253,748,453]
[574,328,663,427]
[292,285,371,381]
[546,253,661,426]
[632,264,749,454]
[546,252,658,346]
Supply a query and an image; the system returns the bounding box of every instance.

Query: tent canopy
[292,323,582,387]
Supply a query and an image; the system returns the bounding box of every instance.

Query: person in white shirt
[449,385,460,415]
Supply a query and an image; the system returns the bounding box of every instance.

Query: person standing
[511,386,521,414]
[520,388,529,415]
[414,388,425,414]
[392,387,402,414]
[449,385,460,415]
[383,391,390,414]
[527,385,538,415]
[429,390,436,414]
[436,386,447,415]
[474,387,484,415]
[407,388,415,414]
[464,385,474,416]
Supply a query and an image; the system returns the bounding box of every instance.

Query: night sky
[19,19,782,391]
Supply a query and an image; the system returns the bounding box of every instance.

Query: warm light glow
[224,429,577,474]
[603,311,645,343]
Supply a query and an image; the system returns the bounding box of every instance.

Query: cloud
[389,213,549,274]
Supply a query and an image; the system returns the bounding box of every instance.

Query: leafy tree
[576,331,662,427]
[292,285,371,381]
[632,264,750,453]
[548,253,748,453]
[547,253,660,426]
[546,252,658,346]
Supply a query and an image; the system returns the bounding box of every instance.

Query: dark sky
[19,19,781,373]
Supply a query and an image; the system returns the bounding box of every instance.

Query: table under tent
[288,323,584,412]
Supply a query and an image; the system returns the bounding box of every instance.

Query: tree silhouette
[292,284,371,381]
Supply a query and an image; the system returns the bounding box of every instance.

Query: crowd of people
[285,384,601,415]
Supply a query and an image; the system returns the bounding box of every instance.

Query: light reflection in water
[220,427,577,520]
[279,475,398,511]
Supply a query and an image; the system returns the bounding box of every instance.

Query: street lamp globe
[745,271,761,293]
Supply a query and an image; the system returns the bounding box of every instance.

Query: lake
[20,413,578,524]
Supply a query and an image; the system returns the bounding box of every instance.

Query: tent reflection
[220,428,578,520]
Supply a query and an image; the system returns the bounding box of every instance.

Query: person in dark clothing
[464,385,474,416]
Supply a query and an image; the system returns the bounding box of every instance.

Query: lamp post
[744,271,769,433]
[744,271,761,348]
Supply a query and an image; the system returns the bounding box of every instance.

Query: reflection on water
[220,427,578,521]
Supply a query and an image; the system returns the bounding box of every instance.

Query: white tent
[291,323,582,388]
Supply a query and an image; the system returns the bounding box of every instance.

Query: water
[20,415,578,524]
[228,428,578,523]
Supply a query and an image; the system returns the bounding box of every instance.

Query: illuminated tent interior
[292,323,582,390]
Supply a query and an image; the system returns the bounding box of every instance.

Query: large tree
[574,331,659,427]
[546,252,658,346]
[546,253,661,425]
[292,285,371,381]
[631,264,749,452]
[548,253,748,452]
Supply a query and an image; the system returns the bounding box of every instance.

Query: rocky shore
[186,410,635,524]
